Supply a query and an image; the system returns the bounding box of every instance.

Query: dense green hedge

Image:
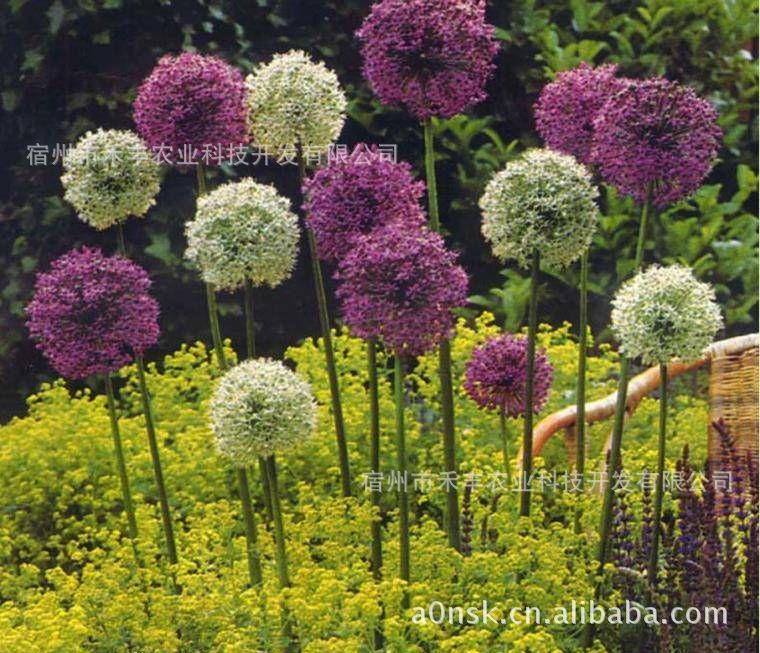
[1,0,757,418]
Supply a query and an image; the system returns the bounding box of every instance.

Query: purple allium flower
[303,144,426,263]
[336,223,468,356]
[534,62,626,165]
[133,52,248,166]
[463,334,553,417]
[591,77,722,207]
[357,0,499,120]
[26,247,160,380]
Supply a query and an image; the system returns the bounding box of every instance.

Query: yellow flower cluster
[0,315,710,651]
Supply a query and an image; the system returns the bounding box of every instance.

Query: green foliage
[0,317,715,651]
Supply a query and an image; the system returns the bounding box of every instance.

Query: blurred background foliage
[0,0,757,420]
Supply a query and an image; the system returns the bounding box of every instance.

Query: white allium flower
[185,179,299,291]
[210,358,317,464]
[245,50,347,159]
[62,129,161,230]
[611,265,723,365]
[479,148,599,269]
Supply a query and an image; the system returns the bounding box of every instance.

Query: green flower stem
[197,164,264,590]
[205,282,226,369]
[648,363,668,586]
[582,189,652,649]
[265,455,290,588]
[242,282,274,526]
[196,161,207,196]
[104,374,138,540]
[236,467,263,587]
[265,454,298,652]
[575,252,589,475]
[135,354,178,567]
[367,339,385,651]
[423,118,461,551]
[113,224,177,569]
[573,252,589,535]
[499,408,510,477]
[116,221,127,257]
[423,119,441,232]
[297,148,351,498]
[519,250,540,518]
[367,340,383,580]
[244,279,256,359]
[394,354,410,606]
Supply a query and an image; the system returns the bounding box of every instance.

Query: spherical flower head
[303,144,426,263]
[479,148,599,269]
[357,0,499,120]
[611,265,723,365]
[210,358,317,464]
[185,179,299,291]
[336,223,468,357]
[591,77,722,208]
[26,247,160,380]
[245,50,346,159]
[534,63,626,165]
[61,129,161,230]
[133,52,248,166]
[464,334,553,417]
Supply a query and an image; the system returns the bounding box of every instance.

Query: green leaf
[145,232,176,266]
[47,0,65,34]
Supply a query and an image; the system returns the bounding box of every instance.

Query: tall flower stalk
[244,50,350,497]
[210,358,317,650]
[394,354,410,604]
[336,222,468,594]
[463,333,553,479]
[61,128,177,570]
[423,119,461,548]
[114,226,179,570]
[187,169,300,588]
[25,247,167,561]
[586,78,722,647]
[611,264,722,585]
[104,374,138,540]
[367,339,385,648]
[480,148,599,516]
[300,149,351,498]
[358,0,498,548]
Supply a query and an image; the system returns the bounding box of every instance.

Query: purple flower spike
[591,77,722,207]
[357,0,499,120]
[133,52,248,166]
[26,247,160,380]
[534,62,626,165]
[336,223,468,357]
[303,144,426,263]
[463,334,553,417]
